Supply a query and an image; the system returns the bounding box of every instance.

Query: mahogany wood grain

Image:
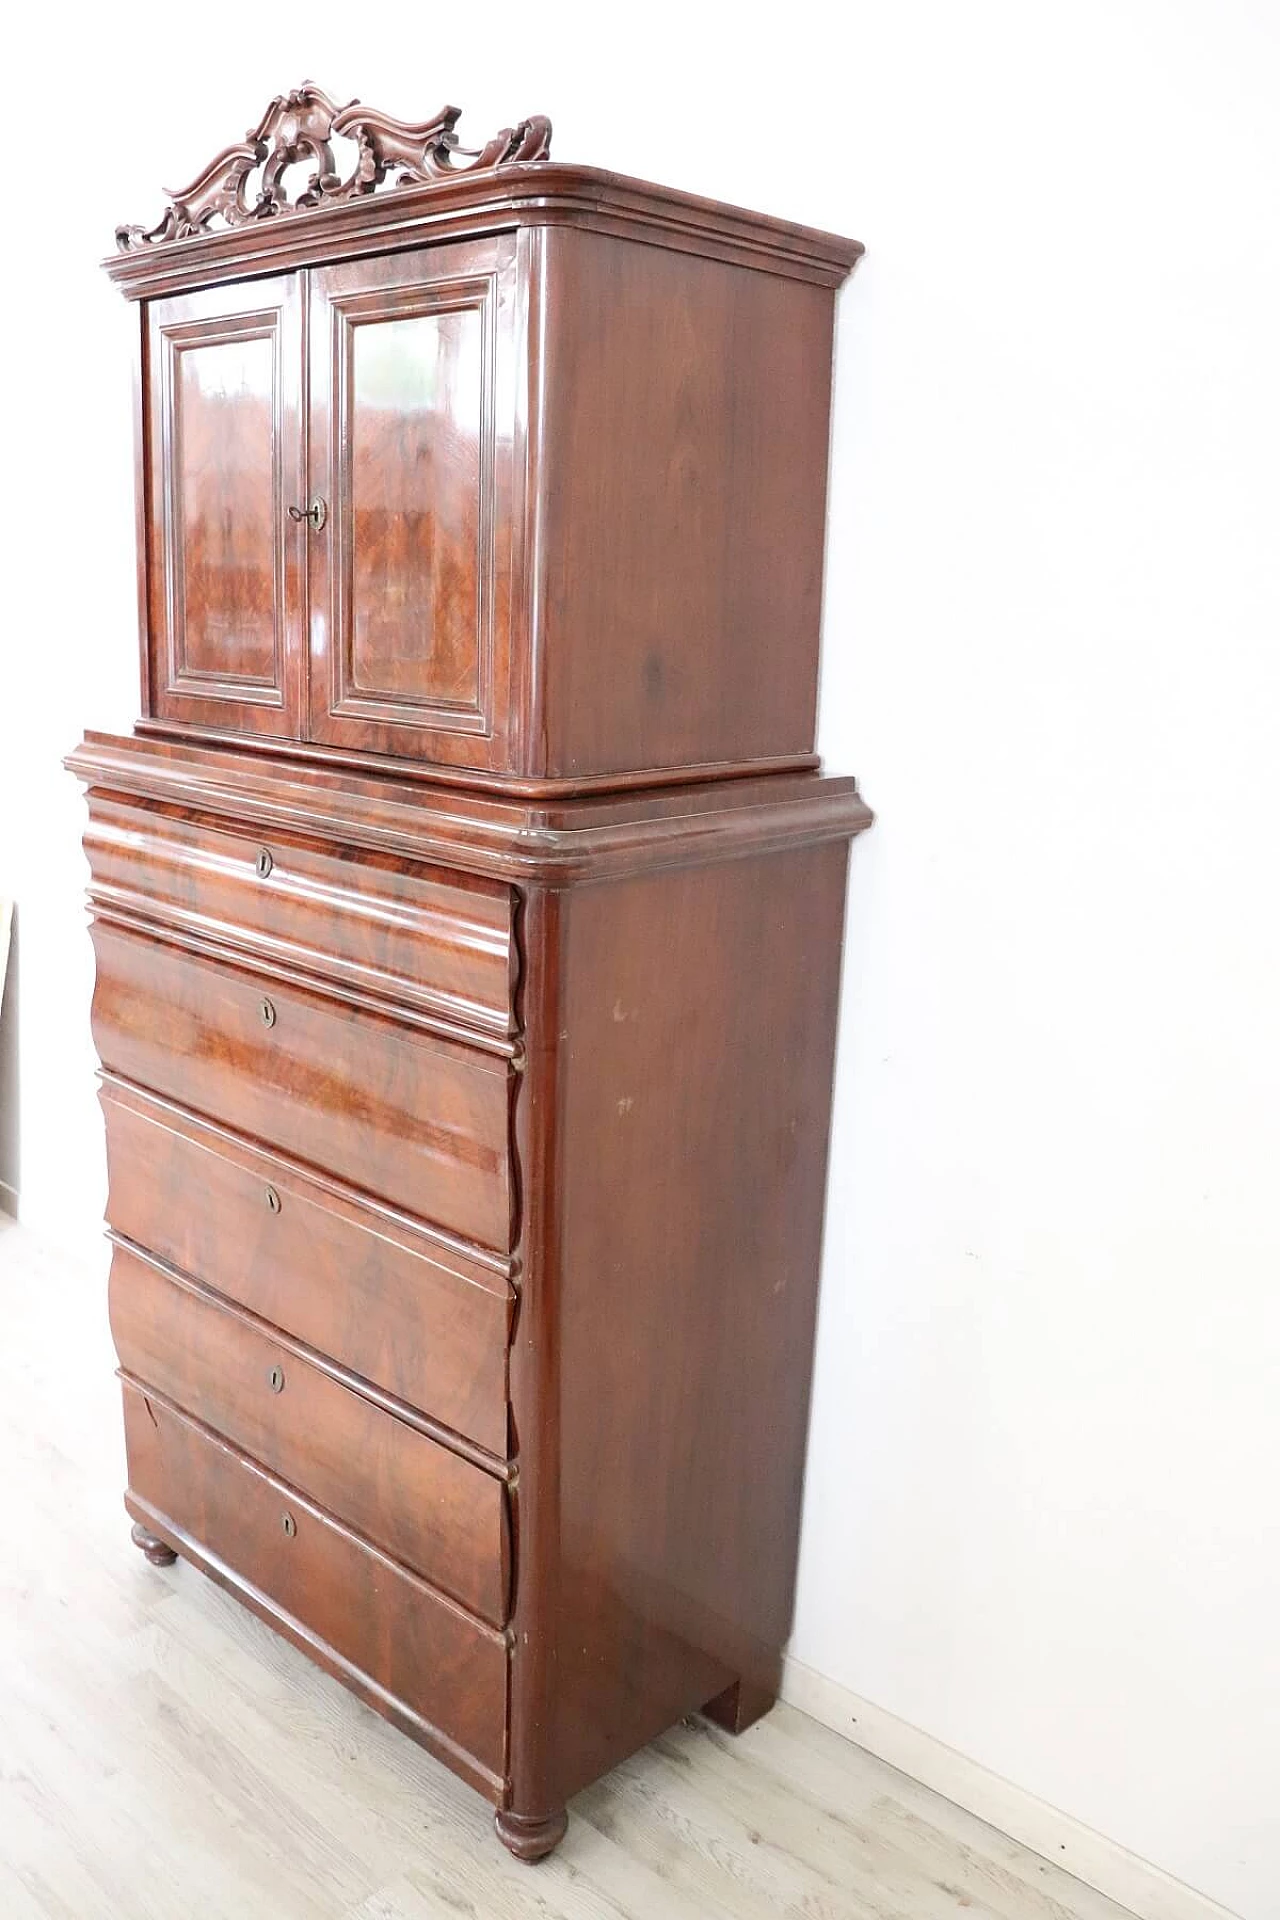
[69,732,871,887]
[308,239,521,768]
[111,1240,509,1623]
[121,1382,508,1792]
[145,274,306,738]
[105,163,863,304]
[100,1078,513,1455]
[79,121,870,1865]
[126,205,854,790]
[83,792,518,1044]
[531,227,838,780]
[88,920,513,1249]
[508,840,852,1816]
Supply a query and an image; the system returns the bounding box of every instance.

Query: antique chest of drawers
[70,85,870,1859]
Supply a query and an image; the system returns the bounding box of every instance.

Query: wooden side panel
[534,228,838,780]
[101,1081,512,1454]
[529,842,851,1806]
[88,921,513,1249]
[121,1384,508,1791]
[145,275,306,738]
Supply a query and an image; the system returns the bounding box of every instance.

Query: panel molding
[159,309,287,704]
[145,273,306,740]
[326,271,499,736]
[780,1658,1241,1920]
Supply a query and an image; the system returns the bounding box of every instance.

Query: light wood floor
[1,1219,1138,1920]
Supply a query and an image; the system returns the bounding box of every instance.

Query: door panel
[308,238,520,768]
[146,274,305,737]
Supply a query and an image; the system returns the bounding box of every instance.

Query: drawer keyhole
[255,848,274,878]
[281,1511,297,1538]
[260,997,277,1029]
[265,1186,282,1215]
[268,1364,285,1394]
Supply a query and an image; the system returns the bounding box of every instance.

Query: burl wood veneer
[70,84,870,1862]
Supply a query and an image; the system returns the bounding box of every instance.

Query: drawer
[101,1080,511,1455]
[84,795,516,1043]
[90,921,513,1251]
[111,1242,510,1625]
[121,1382,507,1791]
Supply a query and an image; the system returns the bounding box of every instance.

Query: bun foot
[495,1807,568,1862]
[130,1522,178,1567]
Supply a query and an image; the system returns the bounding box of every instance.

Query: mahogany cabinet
[70,85,870,1861]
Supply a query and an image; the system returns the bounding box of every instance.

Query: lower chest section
[85,794,520,1798]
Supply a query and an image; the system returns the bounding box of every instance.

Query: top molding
[105,83,864,300]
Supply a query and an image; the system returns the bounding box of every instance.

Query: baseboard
[780,1657,1238,1920]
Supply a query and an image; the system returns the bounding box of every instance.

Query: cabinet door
[307,237,521,770]
[145,274,305,737]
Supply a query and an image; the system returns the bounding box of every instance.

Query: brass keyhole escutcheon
[268,1364,285,1394]
[287,497,327,532]
[281,1511,297,1538]
[265,1185,281,1215]
[260,997,276,1029]
[256,848,273,878]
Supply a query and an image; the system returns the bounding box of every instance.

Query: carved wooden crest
[115,83,553,251]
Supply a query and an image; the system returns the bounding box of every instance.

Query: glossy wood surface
[111,1240,509,1623]
[70,731,871,885]
[306,238,521,771]
[121,1382,508,1791]
[533,227,837,779]
[507,840,851,1819]
[101,1078,513,1455]
[145,274,305,738]
[79,126,870,1864]
[84,792,518,1044]
[127,208,854,790]
[106,162,863,303]
[88,921,513,1249]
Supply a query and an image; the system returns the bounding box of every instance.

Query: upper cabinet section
[115,85,862,793]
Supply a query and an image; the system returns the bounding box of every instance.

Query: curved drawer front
[111,1242,510,1626]
[121,1383,507,1791]
[101,1081,511,1455]
[90,922,513,1251]
[85,795,517,1043]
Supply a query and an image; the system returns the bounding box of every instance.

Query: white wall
[4,6,1277,1915]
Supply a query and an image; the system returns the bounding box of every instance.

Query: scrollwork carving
[115,84,553,252]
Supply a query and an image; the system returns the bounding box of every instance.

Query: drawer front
[85,796,517,1042]
[111,1243,510,1626]
[122,1383,507,1788]
[102,1081,511,1455]
[90,921,513,1250]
